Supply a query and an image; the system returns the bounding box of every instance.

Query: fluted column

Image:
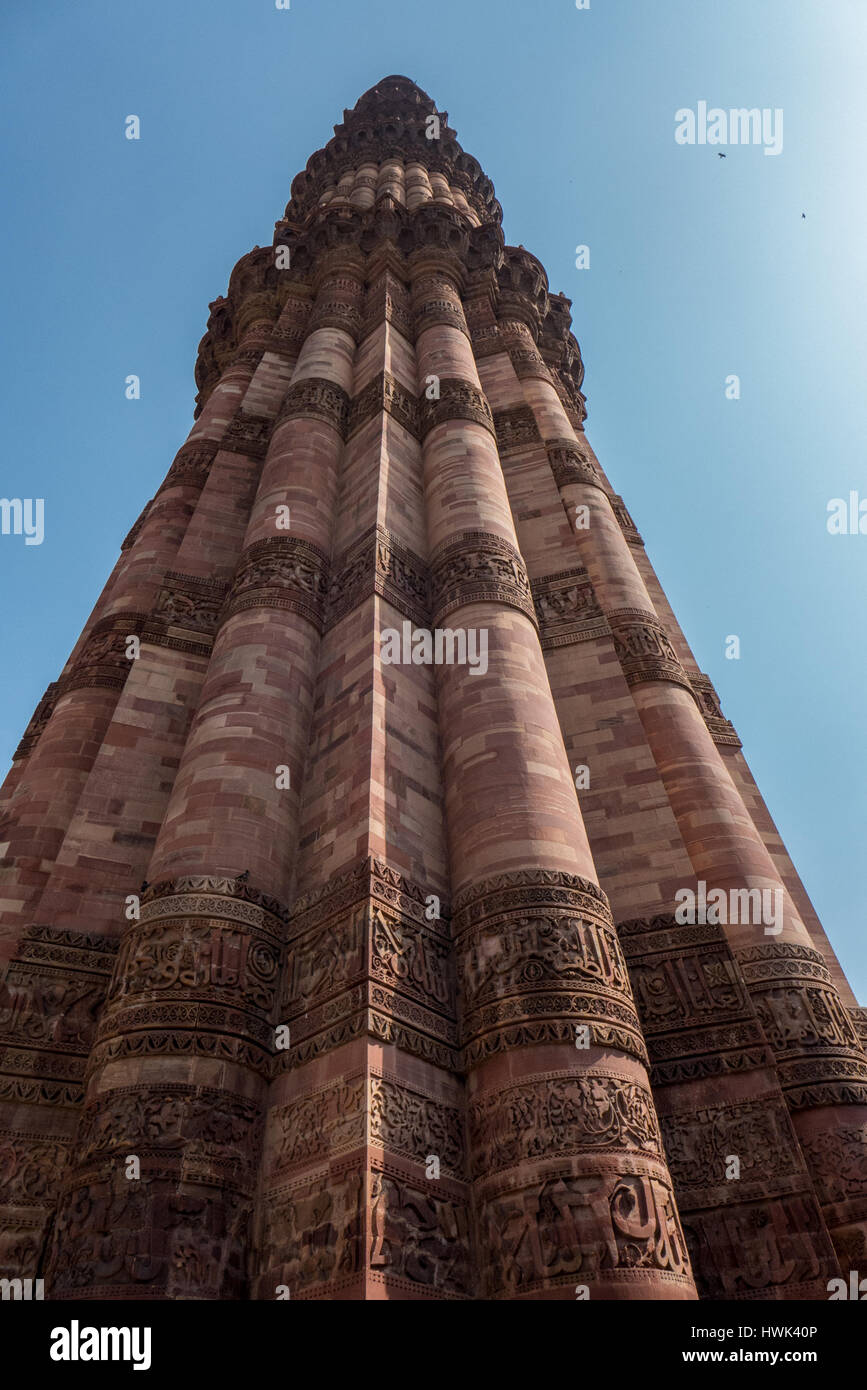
[411,247,695,1299]
[515,322,867,1269]
[45,256,362,1300]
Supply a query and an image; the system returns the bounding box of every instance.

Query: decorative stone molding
[0,925,118,1110]
[469,1071,663,1181]
[276,857,457,1073]
[610,494,643,545]
[418,377,495,439]
[545,437,604,490]
[532,568,608,648]
[275,377,351,438]
[157,439,219,495]
[224,536,330,629]
[13,681,60,759]
[492,405,541,453]
[152,570,229,637]
[348,369,420,439]
[476,1167,692,1298]
[453,869,647,1064]
[429,530,535,626]
[326,524,429,630]
[607,608,696,695]
[222,409,273,460]
[689,672,741,747]
[63,613,148,695]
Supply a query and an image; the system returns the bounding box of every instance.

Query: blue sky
[1,0,865,995]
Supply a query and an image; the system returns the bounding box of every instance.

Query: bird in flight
[718,152,726,159]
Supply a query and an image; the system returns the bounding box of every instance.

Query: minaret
[0,76,864,1301]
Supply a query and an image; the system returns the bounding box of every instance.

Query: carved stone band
[452,869,647,1061]
[63,613,148,694]
[493,406,541,454]
[545,437,605,490]
[157,439,219,495]
[418,377,495,439]
[222,409,273,460]
[607,608,695,695]
[429,530,536,626]
[224,536,330,628]
[689,673,741,747]
[348,370,420,440]
[275,377,351,438]
[325,524,430,630]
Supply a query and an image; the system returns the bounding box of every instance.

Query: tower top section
[282,73,502,229]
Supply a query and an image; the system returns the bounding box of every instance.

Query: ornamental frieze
[266,1075,366,1178]
[610,494,643,545]
[689,672,741,746]
[418,377,495,439]
[275,376,351,438]
[458,911,631,1014]
[477,1169,691,1297]
[253,1164,364,1298]
[369,1169,473,1297]
[13,680,59,758]
[49,1177,252,1299]
[224,536,330,628]
[429,530,536,625]
[347,369,420,439]
[452,867,611,934]
[682,1193,833,1299]
[157,438,219,494]
[545,437,605,489]
[75,1084,263,1180]
[607,607,695,694]
[106,916,281,1018]
[152,570,228,635]
[222,409,273,460]
[626,948,750,1033]
[659,1096,804,1194]
[800,1124,867,1203]
[64,614,147,694]
[369,1074,464,1176]
[492,405,541,453]
[0,1134,72,1207]
[412,295,470,339]
[532,568,608,648]
[469,1072,662,1180]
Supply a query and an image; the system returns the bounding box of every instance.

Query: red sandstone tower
[1,76,865,1301]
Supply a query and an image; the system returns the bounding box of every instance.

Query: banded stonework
[0,74,863,1300]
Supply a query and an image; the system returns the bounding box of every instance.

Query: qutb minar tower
[1,76,865,1301]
